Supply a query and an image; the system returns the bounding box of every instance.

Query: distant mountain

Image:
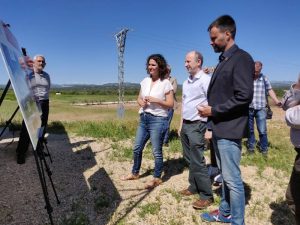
[51,82,140,89]
[0,81,292,90]
[271,81,293,89]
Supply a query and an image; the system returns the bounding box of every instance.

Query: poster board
[0,21,41,150]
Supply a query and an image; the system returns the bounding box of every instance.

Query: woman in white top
[122,54,174,189]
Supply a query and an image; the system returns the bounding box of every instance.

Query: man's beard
[213,45,224,53]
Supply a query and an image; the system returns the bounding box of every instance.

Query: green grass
[241,120,296,175]
[60,199,90,225]
[138,202,161,218]
[163,188,183,203]
[50,92,137,104]
[0,100,23,124]
[94,194,110,211]
[110,142,133,161]
[60,213,90,225]
[63,120,138,141]
[168,219,185,225]
[1,91,295,177]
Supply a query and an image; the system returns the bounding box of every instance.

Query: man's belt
[183,119,201,124]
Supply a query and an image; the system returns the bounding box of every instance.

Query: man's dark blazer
[207,44,254,139]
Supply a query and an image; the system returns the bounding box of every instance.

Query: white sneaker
[214,174,223,183]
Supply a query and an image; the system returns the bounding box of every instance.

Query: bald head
[185,51,203,76]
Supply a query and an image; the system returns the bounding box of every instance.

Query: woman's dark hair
[208,15,236,39]
[146,54,168,80]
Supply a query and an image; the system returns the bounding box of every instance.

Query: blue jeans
[132,112,167,178]
[163,108,174,144]
[248,108,268,152]
[213,135,245,225]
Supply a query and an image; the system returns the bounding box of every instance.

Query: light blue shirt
[182,70,211,121]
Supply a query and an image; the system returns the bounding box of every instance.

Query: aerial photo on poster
[0,20,41,149]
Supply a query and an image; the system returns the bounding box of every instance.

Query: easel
[0,48,59,224]
[34,128,60,225]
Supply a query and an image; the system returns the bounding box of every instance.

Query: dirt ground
[0,137,295,225]
[0,104,296,225]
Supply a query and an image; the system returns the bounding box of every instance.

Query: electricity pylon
[115,28,129,118]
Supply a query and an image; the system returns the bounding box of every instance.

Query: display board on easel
[0,20,41,150]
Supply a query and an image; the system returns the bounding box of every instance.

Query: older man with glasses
[16,55,51,164]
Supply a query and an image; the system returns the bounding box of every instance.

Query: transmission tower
[115,28,129,118]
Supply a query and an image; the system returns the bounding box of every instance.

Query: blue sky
[0,0,299,85]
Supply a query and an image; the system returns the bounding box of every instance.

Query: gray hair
[33,54,45,61]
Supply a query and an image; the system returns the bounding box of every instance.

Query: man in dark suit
[199,15,254,225]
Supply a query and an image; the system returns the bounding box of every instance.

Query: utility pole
[115,28,129,118]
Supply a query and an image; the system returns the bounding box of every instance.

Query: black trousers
[16,100,49,154]
[286,148,300,225]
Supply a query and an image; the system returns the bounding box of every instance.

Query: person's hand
[203,67,214,74]
[276,101,282,107]
[198,105,212,117]
[177,128,181,137]
[139,98,148,108]
[145,96,160,104]
[204,130,212,140]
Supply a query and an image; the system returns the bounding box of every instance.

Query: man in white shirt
[178,51,214,209]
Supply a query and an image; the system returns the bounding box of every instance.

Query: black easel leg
[37,140,60,205]
[43,140,53,163]
[33,144,54,225]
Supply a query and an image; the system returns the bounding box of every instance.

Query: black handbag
[266,104,273,120]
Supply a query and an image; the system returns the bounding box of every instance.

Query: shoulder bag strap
[262,75,269,106]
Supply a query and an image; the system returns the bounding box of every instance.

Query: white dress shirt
[182,70,211,122]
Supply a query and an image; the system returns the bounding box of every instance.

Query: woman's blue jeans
[132,112,167,178]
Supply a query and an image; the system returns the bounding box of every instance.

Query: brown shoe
[179,189,194,196]
[144,178,162,189]
[192,199,214,210]
[120,174,139,181]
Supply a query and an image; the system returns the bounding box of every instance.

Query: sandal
[144,178,162,189]
[120,174,139,181]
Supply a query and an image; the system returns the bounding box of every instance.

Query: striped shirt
[29,71,51,101]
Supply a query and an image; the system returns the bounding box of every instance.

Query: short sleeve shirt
[138,77,173,117]
[249,74,272,110]
[29,71,51,100]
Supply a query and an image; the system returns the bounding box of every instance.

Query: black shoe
[17,154,25,164]
[261,151,268,159]
[247,149,255,155]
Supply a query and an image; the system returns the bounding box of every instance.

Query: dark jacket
[208,44,254,139]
